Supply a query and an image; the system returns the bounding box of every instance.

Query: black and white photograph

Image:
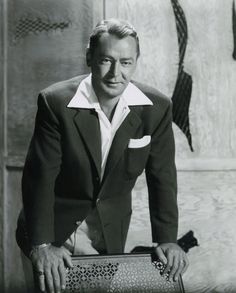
[0,1,235,292]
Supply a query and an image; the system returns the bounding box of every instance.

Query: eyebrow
[99,54,135,61]
[120,57,135,61]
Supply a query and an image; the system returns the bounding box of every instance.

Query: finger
[63,252,73,268]
[34,265,46,292]
[163,251,174,275]
[155,246,167,265]
[173,259,185,282]
[168,255,178,281]
[51,265,62,293]
[37,272,46,292]
[181,256,189,275]
[62,247,72,256]
[58,261,66,291]
[45,266,54,293]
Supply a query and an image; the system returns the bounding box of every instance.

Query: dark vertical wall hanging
[233,0,236,60]
[170,0,194,151]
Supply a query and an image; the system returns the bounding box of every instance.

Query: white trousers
[63,208,107,255]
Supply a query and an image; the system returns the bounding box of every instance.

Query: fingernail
[162,259,167,265]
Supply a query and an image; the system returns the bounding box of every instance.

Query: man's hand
[30,244,73,292]
[155,243,189,282]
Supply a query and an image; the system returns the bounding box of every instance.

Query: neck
[98,96,120,121]
[91,78,121,121]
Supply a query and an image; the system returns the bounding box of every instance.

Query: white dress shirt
[65,74,152,254]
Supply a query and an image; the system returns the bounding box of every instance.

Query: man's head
[87,19,140,59]
[86,19,140,101]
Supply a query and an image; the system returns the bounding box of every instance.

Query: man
[16,19,188,292]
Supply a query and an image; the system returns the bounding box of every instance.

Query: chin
[102,84,127,98]
[106,90,123,98]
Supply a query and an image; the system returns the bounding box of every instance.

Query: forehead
[94,33,137,58]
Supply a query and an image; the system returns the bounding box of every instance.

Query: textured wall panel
[106,0,236,165]
[126,171,236,292]
[176,0,236,161]
[1,1,104,291]
[7,0,103,156]
[106,0,179,97]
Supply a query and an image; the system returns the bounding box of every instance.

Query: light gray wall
[0,1,103,292]
[105,1,235,291]
[105,0,236,170]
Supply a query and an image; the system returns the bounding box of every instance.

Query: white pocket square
[128,135,151,148]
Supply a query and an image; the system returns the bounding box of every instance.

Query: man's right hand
[30,244,73,293]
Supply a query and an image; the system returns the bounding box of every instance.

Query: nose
[109,61,121,77]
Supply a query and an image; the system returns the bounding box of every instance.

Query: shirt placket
[96,109,112,179]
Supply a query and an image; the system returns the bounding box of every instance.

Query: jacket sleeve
[145,100,178,244]
[22,92,62,245]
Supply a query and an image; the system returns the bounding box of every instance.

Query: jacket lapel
[103,109,142,181]
[73,109,102,178]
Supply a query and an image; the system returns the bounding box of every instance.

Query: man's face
[88,33,138,101]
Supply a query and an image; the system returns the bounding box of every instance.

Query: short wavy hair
[87,19,140,58]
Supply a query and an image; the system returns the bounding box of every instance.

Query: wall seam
[2,0,7,291]
[0,0,4,290]
[103,0,106,19]
[3,0,7,156]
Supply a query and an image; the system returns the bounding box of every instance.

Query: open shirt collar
[67,74,153,109]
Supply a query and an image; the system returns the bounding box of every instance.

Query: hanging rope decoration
[170,0,194,151]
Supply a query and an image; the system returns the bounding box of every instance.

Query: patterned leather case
[65,253,185,292]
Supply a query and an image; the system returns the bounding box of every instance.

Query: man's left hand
[155,243,189,282]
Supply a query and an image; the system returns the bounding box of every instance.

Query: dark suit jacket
[16,74,178,255]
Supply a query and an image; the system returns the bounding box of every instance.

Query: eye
[99,58,112,65]
[121,60,133,67]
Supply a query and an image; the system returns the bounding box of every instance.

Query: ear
[86,49,92,67]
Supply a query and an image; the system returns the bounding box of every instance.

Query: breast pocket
[125,142,151,180]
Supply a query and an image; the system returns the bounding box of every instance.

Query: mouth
[104,79,122,84]
[104,80,123,88]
